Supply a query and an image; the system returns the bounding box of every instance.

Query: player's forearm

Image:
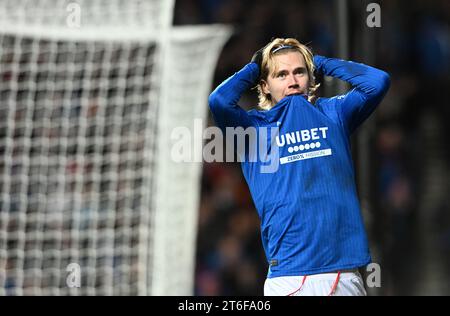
[313,55,390,101]
[208,63,259,112]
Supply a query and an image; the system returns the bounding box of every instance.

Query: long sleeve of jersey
[313,55,391,134]
[208,63,260,130]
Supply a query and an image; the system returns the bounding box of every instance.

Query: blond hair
[257,38,319,110]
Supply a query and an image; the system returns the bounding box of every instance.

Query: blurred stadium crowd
[174,0,450,295]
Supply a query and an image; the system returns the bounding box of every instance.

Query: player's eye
[295,68,306,75]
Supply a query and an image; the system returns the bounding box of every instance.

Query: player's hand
[251,47,264,70]
[313,55,325,74]
[312,55,324,83]
[251,46,265,85]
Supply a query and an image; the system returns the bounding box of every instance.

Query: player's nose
[288,76,300,89]
[287,73,299,88]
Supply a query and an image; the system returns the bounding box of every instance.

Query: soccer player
[208,38,390,296]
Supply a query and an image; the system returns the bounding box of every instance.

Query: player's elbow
[374,70,391,96]
[380,70,391,91]
[208,91,219,112]
[208,89,226,112]
[208,90,217,107]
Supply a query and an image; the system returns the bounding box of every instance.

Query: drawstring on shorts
[328,271,341,296]
[286,271,341,296]
[287,275,307,296]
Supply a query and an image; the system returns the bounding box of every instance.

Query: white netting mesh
[0,0,231,295]
[0,35,159,296]
[0,0,173,39]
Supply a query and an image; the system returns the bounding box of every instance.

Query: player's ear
[261,80,270,95]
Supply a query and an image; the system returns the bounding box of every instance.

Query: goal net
[0,0,231,295]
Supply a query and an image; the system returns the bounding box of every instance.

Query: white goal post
[0,0,231,295]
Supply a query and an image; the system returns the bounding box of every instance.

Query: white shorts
[264,271,367,296]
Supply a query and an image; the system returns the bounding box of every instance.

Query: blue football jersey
[209,56,390,278]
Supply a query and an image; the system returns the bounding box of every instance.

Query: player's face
[262,51,310,105]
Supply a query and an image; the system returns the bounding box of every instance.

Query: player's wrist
[250,45,266,86]
[313,55,326,71]
[250,48,263,72]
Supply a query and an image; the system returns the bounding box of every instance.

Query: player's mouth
[286,90,303,96]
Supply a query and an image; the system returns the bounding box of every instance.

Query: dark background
[174,0,450,296]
